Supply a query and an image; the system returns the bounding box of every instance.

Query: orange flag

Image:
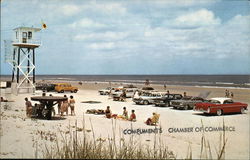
[41,20,47,29]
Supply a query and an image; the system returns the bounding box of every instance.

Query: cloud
[74,31,129,41]
[88,42,115,50]
[174,9,221,27]
[61,4,80,16]
[69,18,106,28]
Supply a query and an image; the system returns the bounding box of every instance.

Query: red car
[194,97,248,116]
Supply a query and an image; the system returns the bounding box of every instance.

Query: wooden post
[33,48,35,83]
[27,49,30,83]
[17,47,20,83]
[12,48,16,82]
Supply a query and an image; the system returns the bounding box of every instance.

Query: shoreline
[1,75,250,89]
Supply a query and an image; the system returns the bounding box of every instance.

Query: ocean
[1,75,250,88]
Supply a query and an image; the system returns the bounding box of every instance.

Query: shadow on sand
[31,116,67,121]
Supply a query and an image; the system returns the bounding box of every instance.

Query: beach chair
[151,114,160,126]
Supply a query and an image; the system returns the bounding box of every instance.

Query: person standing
[61,95,69,116]
[25,97,32,117]
[230,92,234,98]
[164,84,167,90]
[225,89,228,97]
[183,92,187,97]
[69,95,76,116]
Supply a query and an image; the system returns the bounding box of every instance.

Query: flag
[41,20,47,29]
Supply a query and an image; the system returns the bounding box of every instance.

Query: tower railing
[12,39,41,45]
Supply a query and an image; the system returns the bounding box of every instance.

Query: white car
[112,88,138,99]
[133,92,167,105]
[98,87,112,95]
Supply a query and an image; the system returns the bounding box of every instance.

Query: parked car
[133,92,167,105]
[171,91,211,110]
[112,88,138,101]
[154,94,183,107]
[98,87,112,95]
[54,83,78,93]
[36,83,56,92]
[140,86,155,93]
[194,97,248,116]
[171,96,207,110]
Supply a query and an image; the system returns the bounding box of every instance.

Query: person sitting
[105,106,112,118]
[129,110,136,122]
[146,112,160,126]
[0,97,8,102]
[117,107,128,120]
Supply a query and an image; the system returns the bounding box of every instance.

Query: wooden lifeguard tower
[4,26,41,94]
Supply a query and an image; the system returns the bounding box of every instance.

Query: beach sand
[0,81,249,159]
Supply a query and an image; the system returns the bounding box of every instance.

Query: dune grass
[41,117,227,159]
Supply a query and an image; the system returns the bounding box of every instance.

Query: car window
[223,100,234,104]
[175,95,182,99]
[209,100,221,104]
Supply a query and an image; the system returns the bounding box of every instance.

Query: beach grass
[41,117,227,159]
[42,116,175,159]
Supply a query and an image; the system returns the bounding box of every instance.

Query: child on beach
[105,106,112,118]
[129,110,136,122]
[117,107,128,120]
[69,95,76,116]
[122,107,128,120]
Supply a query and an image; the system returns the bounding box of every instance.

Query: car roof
[54,83,70,85]
[210,97,232,104]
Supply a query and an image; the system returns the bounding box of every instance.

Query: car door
[223,100,236,113]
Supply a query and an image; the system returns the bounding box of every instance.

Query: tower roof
[13,26,41,32]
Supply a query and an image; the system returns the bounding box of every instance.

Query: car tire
[240,108,245,114]
[60,90,64,93]
[143,100,149,105]
[216,109,222,116]
[74,90,77,93]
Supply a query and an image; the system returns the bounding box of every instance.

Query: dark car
[154,94,183,107]
[36,83,56,92]
[171,96,207,110]
[171,91,211,110]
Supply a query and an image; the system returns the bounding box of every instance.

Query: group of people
[104,106,136,121]
[24,93,76,118]
[58,95,76,116]
[225,89,234,98]
[103,106,159,125]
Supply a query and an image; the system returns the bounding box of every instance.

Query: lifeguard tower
[4,26,41,94]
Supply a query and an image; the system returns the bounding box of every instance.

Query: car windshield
[183,96,192,100]
[209,100,221,104]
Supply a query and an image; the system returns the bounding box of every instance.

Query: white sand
[0,83,249,159]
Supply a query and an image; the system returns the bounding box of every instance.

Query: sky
[1,0,250,75]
